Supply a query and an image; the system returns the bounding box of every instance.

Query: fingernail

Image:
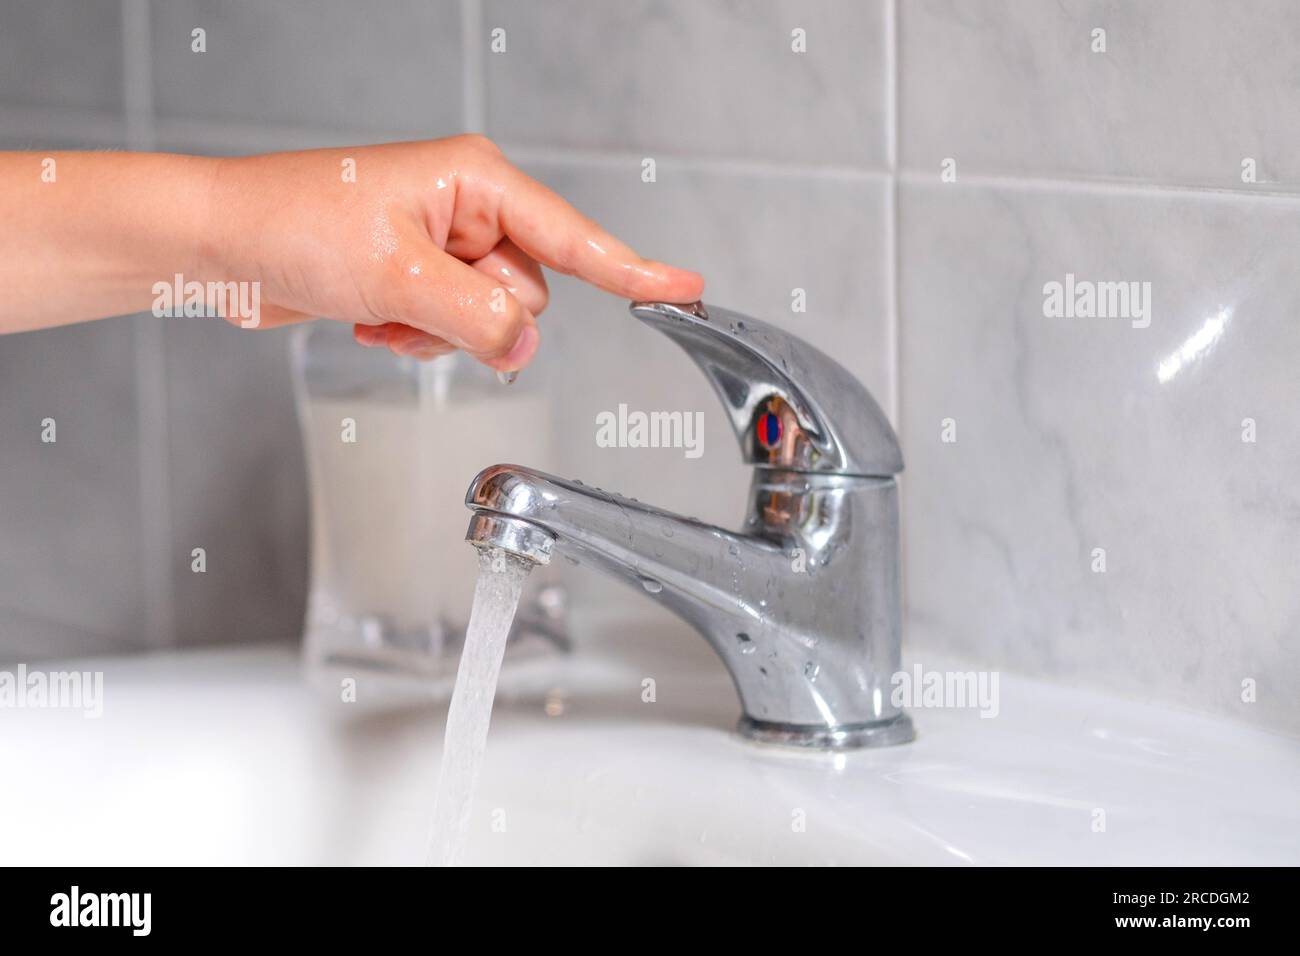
[499,323,538,371]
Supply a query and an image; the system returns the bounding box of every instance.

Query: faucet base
[738,713,915,750]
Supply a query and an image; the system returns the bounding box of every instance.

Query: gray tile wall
[897,0,1300,735]
[899,183,1300,732]
[0,1,124,115]
[150,0,464,137]
[484,0,888,167]
[2,2,1297,736]
[0,319,145,660]
[900,0,1300,188]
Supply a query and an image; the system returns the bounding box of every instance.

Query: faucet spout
[467,464,780,621]
[465,462,914,749]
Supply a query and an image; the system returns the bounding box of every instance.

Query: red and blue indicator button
[757,410,782,450]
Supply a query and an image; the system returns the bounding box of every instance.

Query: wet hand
[206,134,705,371]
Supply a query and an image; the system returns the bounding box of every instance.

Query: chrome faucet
[463,302,913,749]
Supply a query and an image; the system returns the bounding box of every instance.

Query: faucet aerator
[465,512,554,567]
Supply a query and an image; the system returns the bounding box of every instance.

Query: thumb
[381,236,539,372]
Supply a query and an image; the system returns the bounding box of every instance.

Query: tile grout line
[122,0,153,152]
[498,143,894,182]
[884,0,900,427]
[896,167,1300,203]
[122,0,175,650]
[8,101,1300,202]
[460,0,486,133]
[886,0,908,631]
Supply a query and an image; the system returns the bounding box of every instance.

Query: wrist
[63,151,225,318]
[105,152,225,289]
[186,153,232,281]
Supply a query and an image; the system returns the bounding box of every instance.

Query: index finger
[491,161,705,303]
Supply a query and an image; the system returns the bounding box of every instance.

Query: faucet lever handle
[630,301,903,476]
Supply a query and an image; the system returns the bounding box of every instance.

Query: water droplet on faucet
[736,632,755,654]
[804,661,820,682]
[639,577,663,594]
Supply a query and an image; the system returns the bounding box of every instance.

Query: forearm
[0,151,219,333]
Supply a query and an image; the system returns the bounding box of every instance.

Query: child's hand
[205,135,704,371]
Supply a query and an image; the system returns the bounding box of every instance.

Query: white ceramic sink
[2,610,1297,865]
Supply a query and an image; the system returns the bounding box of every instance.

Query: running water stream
[426,547,533,866]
